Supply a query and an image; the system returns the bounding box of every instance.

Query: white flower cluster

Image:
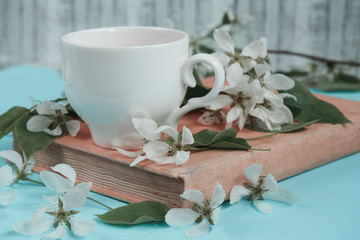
[112,112,194,166]
[198,29,296,131]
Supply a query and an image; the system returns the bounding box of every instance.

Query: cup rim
[61,26,188,49]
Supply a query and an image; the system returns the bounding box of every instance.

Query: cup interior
[61,27,187,48]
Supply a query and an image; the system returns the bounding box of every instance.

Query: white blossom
[230,164,298,214]
[12,193,95,239]
[165,181,226,238]
[0,150,36,206]
[26,101,80,137]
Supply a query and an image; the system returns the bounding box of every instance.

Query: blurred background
[0,0,359,89]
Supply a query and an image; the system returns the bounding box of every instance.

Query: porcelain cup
[61,26,224,149]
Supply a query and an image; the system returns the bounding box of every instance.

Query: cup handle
[165,53,225,127]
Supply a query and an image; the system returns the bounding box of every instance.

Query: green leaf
[192,128,236,146]
[14,113,57,159]
[95,201,169,225]
[209,138,250,150]
[184,69,211,102]
[0,106,29,139]
[280,79,351,124]
[221,12,231,25]
[245,119,320,133]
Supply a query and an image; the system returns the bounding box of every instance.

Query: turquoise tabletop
[0,66,359,240]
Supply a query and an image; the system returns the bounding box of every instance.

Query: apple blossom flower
[40,164,92,209]
[26,100,80,137]
[253,63,295,91]
[113,113,195,166]
[212,28,267,85]
[0,150,36,206]
[12,194,95,239]
[230,164,298,214]
[165,181,226,238]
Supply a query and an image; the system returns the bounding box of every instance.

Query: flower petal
[255,63,271,77]
[165,208,199,227]
[32,205,54,228]
[242,58,257,72]
[242,39,264,59]
[132,112,158,140]
[0,150,24,170]
[43,125,62,136]
[230,185,250,204]
[111,133,144,149]
[26,115,53,132]
[129,155,147,167]
[0,190,18,206]
[36,101,53,115]
[40,170,74,194]
[64,182,92,210]
[51,164,77,185]
[226,106,242,123]
[12,217,53,236]
[143,141,169,159]
[264,188,299,204]
[65,120,80,137]
[115,148,144,158]
[264,74,295,90]
[181,126,194,145]
[244,164,262,185]
[156,125,178,140]
[50,103,68,115]
[210,181,225,208]
[151,156,177,165]
[197,111,215,126]
[0,165,15,188]
[226,62,243,86]
[42,225,67,240]
[209,95,233,110]
[42,195,58,204]
[185,219,210,238]
[278,93,297,101]
[264,173,278,191]
[253,200,272,215]
[70,218,96,237]
[211,52,231,66]
[24,155,35,174]
[181,189,205,206]
[212,207,221,225]
[213,28,235,53]
[175,151,190,165]
[259,37,268,58]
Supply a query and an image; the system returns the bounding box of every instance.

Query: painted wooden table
[1,66,359,240]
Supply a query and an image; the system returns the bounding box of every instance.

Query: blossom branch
[268,49,360,67]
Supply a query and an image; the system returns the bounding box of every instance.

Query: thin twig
[268,49,360,67]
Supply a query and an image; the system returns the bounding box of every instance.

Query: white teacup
[61,26,224,149]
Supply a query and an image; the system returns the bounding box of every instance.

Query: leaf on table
[0,106,29,139]
[14,113,57,159]
[245,119,320,133]
[280,79,351,124]
[95,201,169,225]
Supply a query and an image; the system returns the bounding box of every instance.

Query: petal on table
[165,208,199,227]
[114,148,144,158]
[213,28,235,53]
[210,181,225,208]
[0,165,15,188]
[181,189,205,206]
[129,155,147,167]
[143,141,169,159]
[0,150,24,170]
[264,173,278,191]
[185,219,210,238]
[156,125,179,140]
[70,218,96,237]
[11,217,52,236]
[40,170,74,194]
[64,182,92,210]
[264,187,299,204]
[244,164,262,186]
[65,120,80,137]
[32,205,54,228]
[230,185,250,204]
[42,225,67,240]
[0,190,18,206]
[253,199,272,215]
[212,207,221,225]
[132,112,158,141]
[51,163,77,184]
[175,150,190,165]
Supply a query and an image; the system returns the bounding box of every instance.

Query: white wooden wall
[0,0,359,74]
